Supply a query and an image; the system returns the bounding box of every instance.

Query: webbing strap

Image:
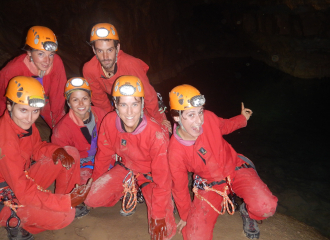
[0,181,8,188]
[116,161,153,188]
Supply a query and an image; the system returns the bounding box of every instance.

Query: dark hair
[91,39,120,49]
[22,44,34,52]
[170,109,181,122]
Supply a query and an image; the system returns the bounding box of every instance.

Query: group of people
[0,23,278,240]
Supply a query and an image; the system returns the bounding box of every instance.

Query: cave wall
[0,0,329,83]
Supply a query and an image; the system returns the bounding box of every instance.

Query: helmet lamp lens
[70,78,85,87]
[96,28,109,38]
[28,96,45,108]
[190,95,205,107]
[43,41,58,51]
[119,84,136,96]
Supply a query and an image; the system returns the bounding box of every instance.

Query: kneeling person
[85,76,176,240]
[52,77,107,184]
[168,85,278,240]
[0,76,92,240]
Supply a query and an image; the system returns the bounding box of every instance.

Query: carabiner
[6,208,21,230]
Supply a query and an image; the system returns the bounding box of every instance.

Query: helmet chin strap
[178,111,187,132]
[141,98,144,119]
[115,50,118,64]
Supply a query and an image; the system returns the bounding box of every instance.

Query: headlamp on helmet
[169,84,205,111]
[95,27,116,38]
[69,78,89,87]
[113,76,144,98]
[5,76,46,107]
[28,96,45,108]
[43,41,58,51]
[90,23,119,42]
[25,26,58,52]
[64,77,91,100]
[190,95,205,107]
[118,84,136,96]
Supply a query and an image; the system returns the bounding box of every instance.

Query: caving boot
[75,204,90,219]
[5,227,34,240]
[239,203,260,239]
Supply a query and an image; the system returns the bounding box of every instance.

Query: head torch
[96,28,110,38]
[190,95,205,107]
[119,84,136,96]
[69,78,89,87]
[42,41,58,51]
[28,96,45,108]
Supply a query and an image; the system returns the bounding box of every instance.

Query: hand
[177,219,187,234]
[241,102,253,121]
[150,218,167,240]
[70,178,93,208]
[52,148,75,170]
[161,119,172,134]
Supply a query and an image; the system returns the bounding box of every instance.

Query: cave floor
[0,202,327,240]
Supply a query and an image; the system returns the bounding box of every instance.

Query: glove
[52,148,75,170]
[70,178,93,208]
[150,218,167,240]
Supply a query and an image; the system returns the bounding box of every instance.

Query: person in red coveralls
[82,23,171,133]
[0,26,67,128]
[168,84,278,240]
[0,76,92,240]
[84,76,176,240]
[52,77,107,184]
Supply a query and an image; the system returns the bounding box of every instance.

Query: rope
[3,201,24,213]
[121,171,138,214]
[193,177,235,216]
[24,171,50,193]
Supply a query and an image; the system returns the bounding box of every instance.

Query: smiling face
[27,49,55,71]
[7,103,41,130]
[115,96,142,133]
[68,90,91,121]
[174,106,204,140]
[92,39,120,73]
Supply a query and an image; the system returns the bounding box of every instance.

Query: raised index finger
[241,102,245,110]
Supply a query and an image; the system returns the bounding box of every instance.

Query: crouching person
[168,85,278,240]
[0,76,92,240]
[52,77,107,185]
[85,76,176,240]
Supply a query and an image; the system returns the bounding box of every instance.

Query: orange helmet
[169,84,205,111]
[112,76,144,97]
[90,23,119,42]
[65,77,91,99]
[6,76,45,107]
[25,26,58,51]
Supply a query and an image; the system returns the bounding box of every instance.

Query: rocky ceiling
[0,0,329,83]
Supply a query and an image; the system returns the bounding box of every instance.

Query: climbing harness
[117,161,152,213]
[192,157,257,215]
[122,171,138,214]
[0,182,24,230]
[193,175,235,215]
[0,171,50,233]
